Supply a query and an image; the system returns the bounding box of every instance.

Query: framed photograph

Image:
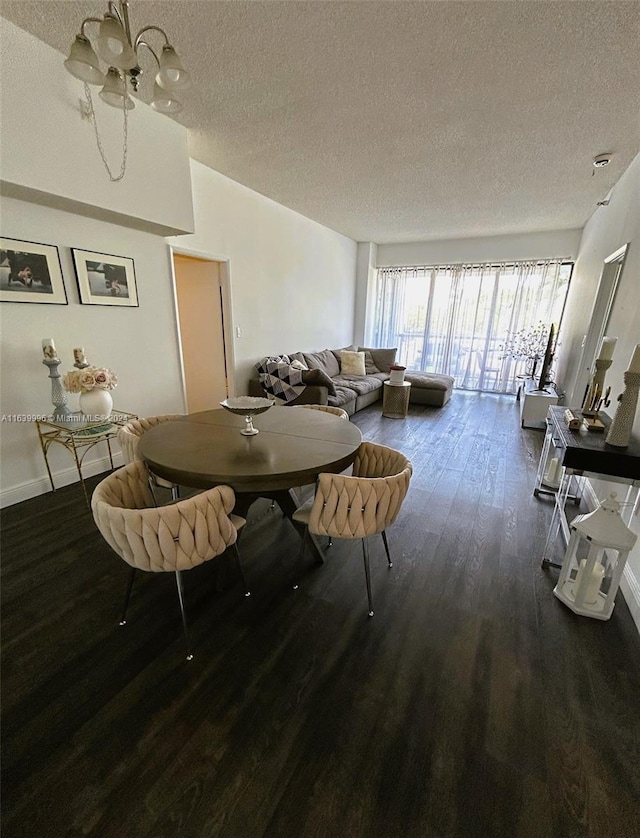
[0,238,67,304]
[72,248,138,307]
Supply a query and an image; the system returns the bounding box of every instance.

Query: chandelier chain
[83,83,128,182]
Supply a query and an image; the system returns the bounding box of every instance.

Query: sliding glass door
[372,260,572,393]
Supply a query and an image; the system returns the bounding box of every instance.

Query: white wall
[376,229,582,267]
[553,152,640,630]
[0,196,186,505]
[167,161,358,392]
[0,18,193,236]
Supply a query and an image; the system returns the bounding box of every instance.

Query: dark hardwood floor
[2,392,639,837]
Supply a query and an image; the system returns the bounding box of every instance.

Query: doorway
[572,243,628,404]
[172,252,232,413]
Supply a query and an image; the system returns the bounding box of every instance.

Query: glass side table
[35,409,137,506]
[382,381,411,419]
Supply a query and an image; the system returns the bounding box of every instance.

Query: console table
[536,406,640,567]
[36,410,137,505]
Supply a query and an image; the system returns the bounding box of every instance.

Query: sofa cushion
[340,350,366,376]
[328,383,359,408]
[302,368,337,396]
[303,348,340,378]
[358,346,397,373]
[333,374,383,397]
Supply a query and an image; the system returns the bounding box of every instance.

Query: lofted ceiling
[2,1,639,244]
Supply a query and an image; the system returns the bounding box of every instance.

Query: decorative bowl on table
[220,396,274,435]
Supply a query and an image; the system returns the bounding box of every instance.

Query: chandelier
[63,1,190,181]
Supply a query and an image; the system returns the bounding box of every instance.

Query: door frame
[168,245,236,411]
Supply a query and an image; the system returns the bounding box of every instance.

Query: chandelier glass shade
[95,13,137,69]
[64,35,106,85]
[100,67,135,109]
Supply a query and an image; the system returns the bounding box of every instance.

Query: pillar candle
[73,347,86,365]
[42,338,57,360]
[546,457,560,484]
[596,336,617,362]
[575,559,605,605]
[627,344,640,374]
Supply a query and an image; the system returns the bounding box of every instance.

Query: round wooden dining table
[138,406,362,562]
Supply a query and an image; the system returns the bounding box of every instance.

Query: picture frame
[0,238,67,304]
[72,248,138,307]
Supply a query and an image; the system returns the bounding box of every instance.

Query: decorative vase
[79,388,113,421]
[389,365,407,385]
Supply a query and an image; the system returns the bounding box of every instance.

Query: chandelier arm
[116,1,133,46]
[79,17,103,38]
[135,40,160,66]
[133,25,170,51]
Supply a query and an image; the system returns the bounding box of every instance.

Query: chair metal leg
[119,566,136,625]
[171,485,180,501]
[232,542,251,597]
[328,538,333,548]
[174,570,193,661]
[293,527,309,589]
[381,530,393,567]
[362,538,374,617]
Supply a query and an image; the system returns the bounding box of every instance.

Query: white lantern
[553,493,637,620]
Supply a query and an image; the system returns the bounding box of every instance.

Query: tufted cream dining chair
[296,404,349,420]
[293,441,412,616]
[117,414,183,501]
[92,460,248,660]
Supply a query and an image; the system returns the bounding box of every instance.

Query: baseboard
[0,452,124,508]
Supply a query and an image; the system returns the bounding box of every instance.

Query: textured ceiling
[2,1,640,243]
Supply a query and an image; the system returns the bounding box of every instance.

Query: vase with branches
[501,322,550,378]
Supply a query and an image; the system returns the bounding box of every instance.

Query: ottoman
[404,372,454,407]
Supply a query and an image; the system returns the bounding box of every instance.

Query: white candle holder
[43,357,72,421]
[606,370,640,448]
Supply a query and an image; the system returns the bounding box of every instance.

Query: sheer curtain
[372,260,572,393]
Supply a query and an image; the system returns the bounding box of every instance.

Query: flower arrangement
[63,366,117,394]
[502,322,548,359]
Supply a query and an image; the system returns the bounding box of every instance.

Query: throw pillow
[302,368,337,396]
[362,350,378,375]
[302,349,340,378]
[340,350,366,376]
[358,347,397,373]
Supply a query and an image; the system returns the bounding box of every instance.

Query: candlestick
[628,344,640,374]
[596,336,617,362]
[42,357,72,420]
[606,370,640,448]
[42,338,58,361]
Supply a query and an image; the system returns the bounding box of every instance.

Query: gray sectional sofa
[248,346,454,416]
